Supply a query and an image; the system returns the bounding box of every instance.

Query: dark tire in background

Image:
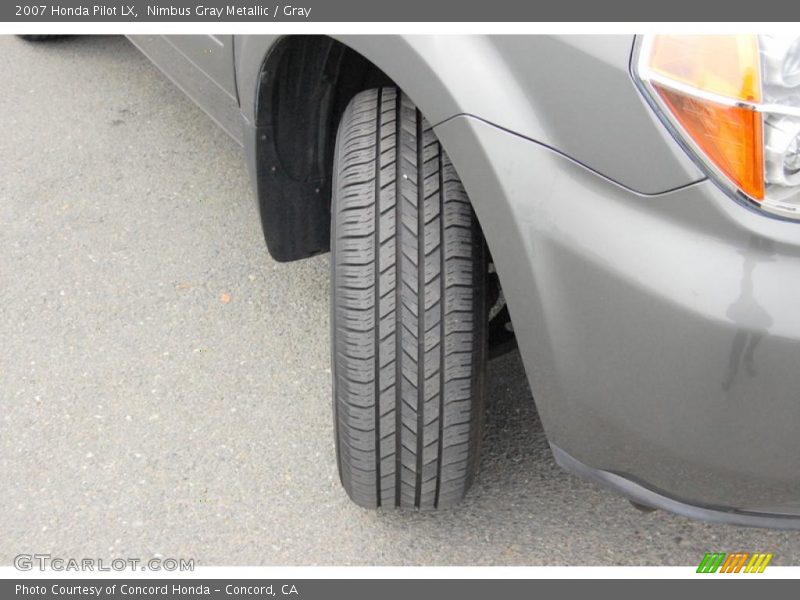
[18,36,60,41]
[331,87,487,510]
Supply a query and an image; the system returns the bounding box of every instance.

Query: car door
[127,35,242,144]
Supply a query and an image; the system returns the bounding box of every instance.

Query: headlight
[635,34,800,219]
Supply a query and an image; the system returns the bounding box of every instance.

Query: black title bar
[3,0,798,22]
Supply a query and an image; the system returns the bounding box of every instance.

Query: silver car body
[128,34,800,528]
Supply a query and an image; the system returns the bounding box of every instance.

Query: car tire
[331,87,487,510]
[18,35,59,41]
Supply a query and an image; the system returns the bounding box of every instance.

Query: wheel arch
[238,35,391,262]
[236,34,506,263]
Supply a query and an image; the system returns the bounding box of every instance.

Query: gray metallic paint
[234,35,704,194]
[128,35,242,143]
[436,114,800,518]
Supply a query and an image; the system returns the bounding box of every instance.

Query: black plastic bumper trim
[551,444,800,530]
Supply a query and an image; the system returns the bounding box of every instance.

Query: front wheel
[331,87,487,510]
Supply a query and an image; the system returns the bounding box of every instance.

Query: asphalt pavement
[2,34,800,566]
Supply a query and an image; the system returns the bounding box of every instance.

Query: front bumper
[435,115,800,527]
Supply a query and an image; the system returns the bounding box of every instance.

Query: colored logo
[697,552,773,573]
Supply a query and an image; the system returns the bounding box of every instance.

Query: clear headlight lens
[635,34,800,219]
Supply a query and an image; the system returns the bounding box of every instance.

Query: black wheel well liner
[250,35,392,262]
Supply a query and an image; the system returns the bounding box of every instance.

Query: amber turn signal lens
[648,35,761,103]
[640,35,765,201]
[656,87,765,200]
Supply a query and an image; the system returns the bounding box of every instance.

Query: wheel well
[251,36,516,356]
[251,35,392,262]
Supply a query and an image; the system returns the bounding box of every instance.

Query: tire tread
[332,88,485,510]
